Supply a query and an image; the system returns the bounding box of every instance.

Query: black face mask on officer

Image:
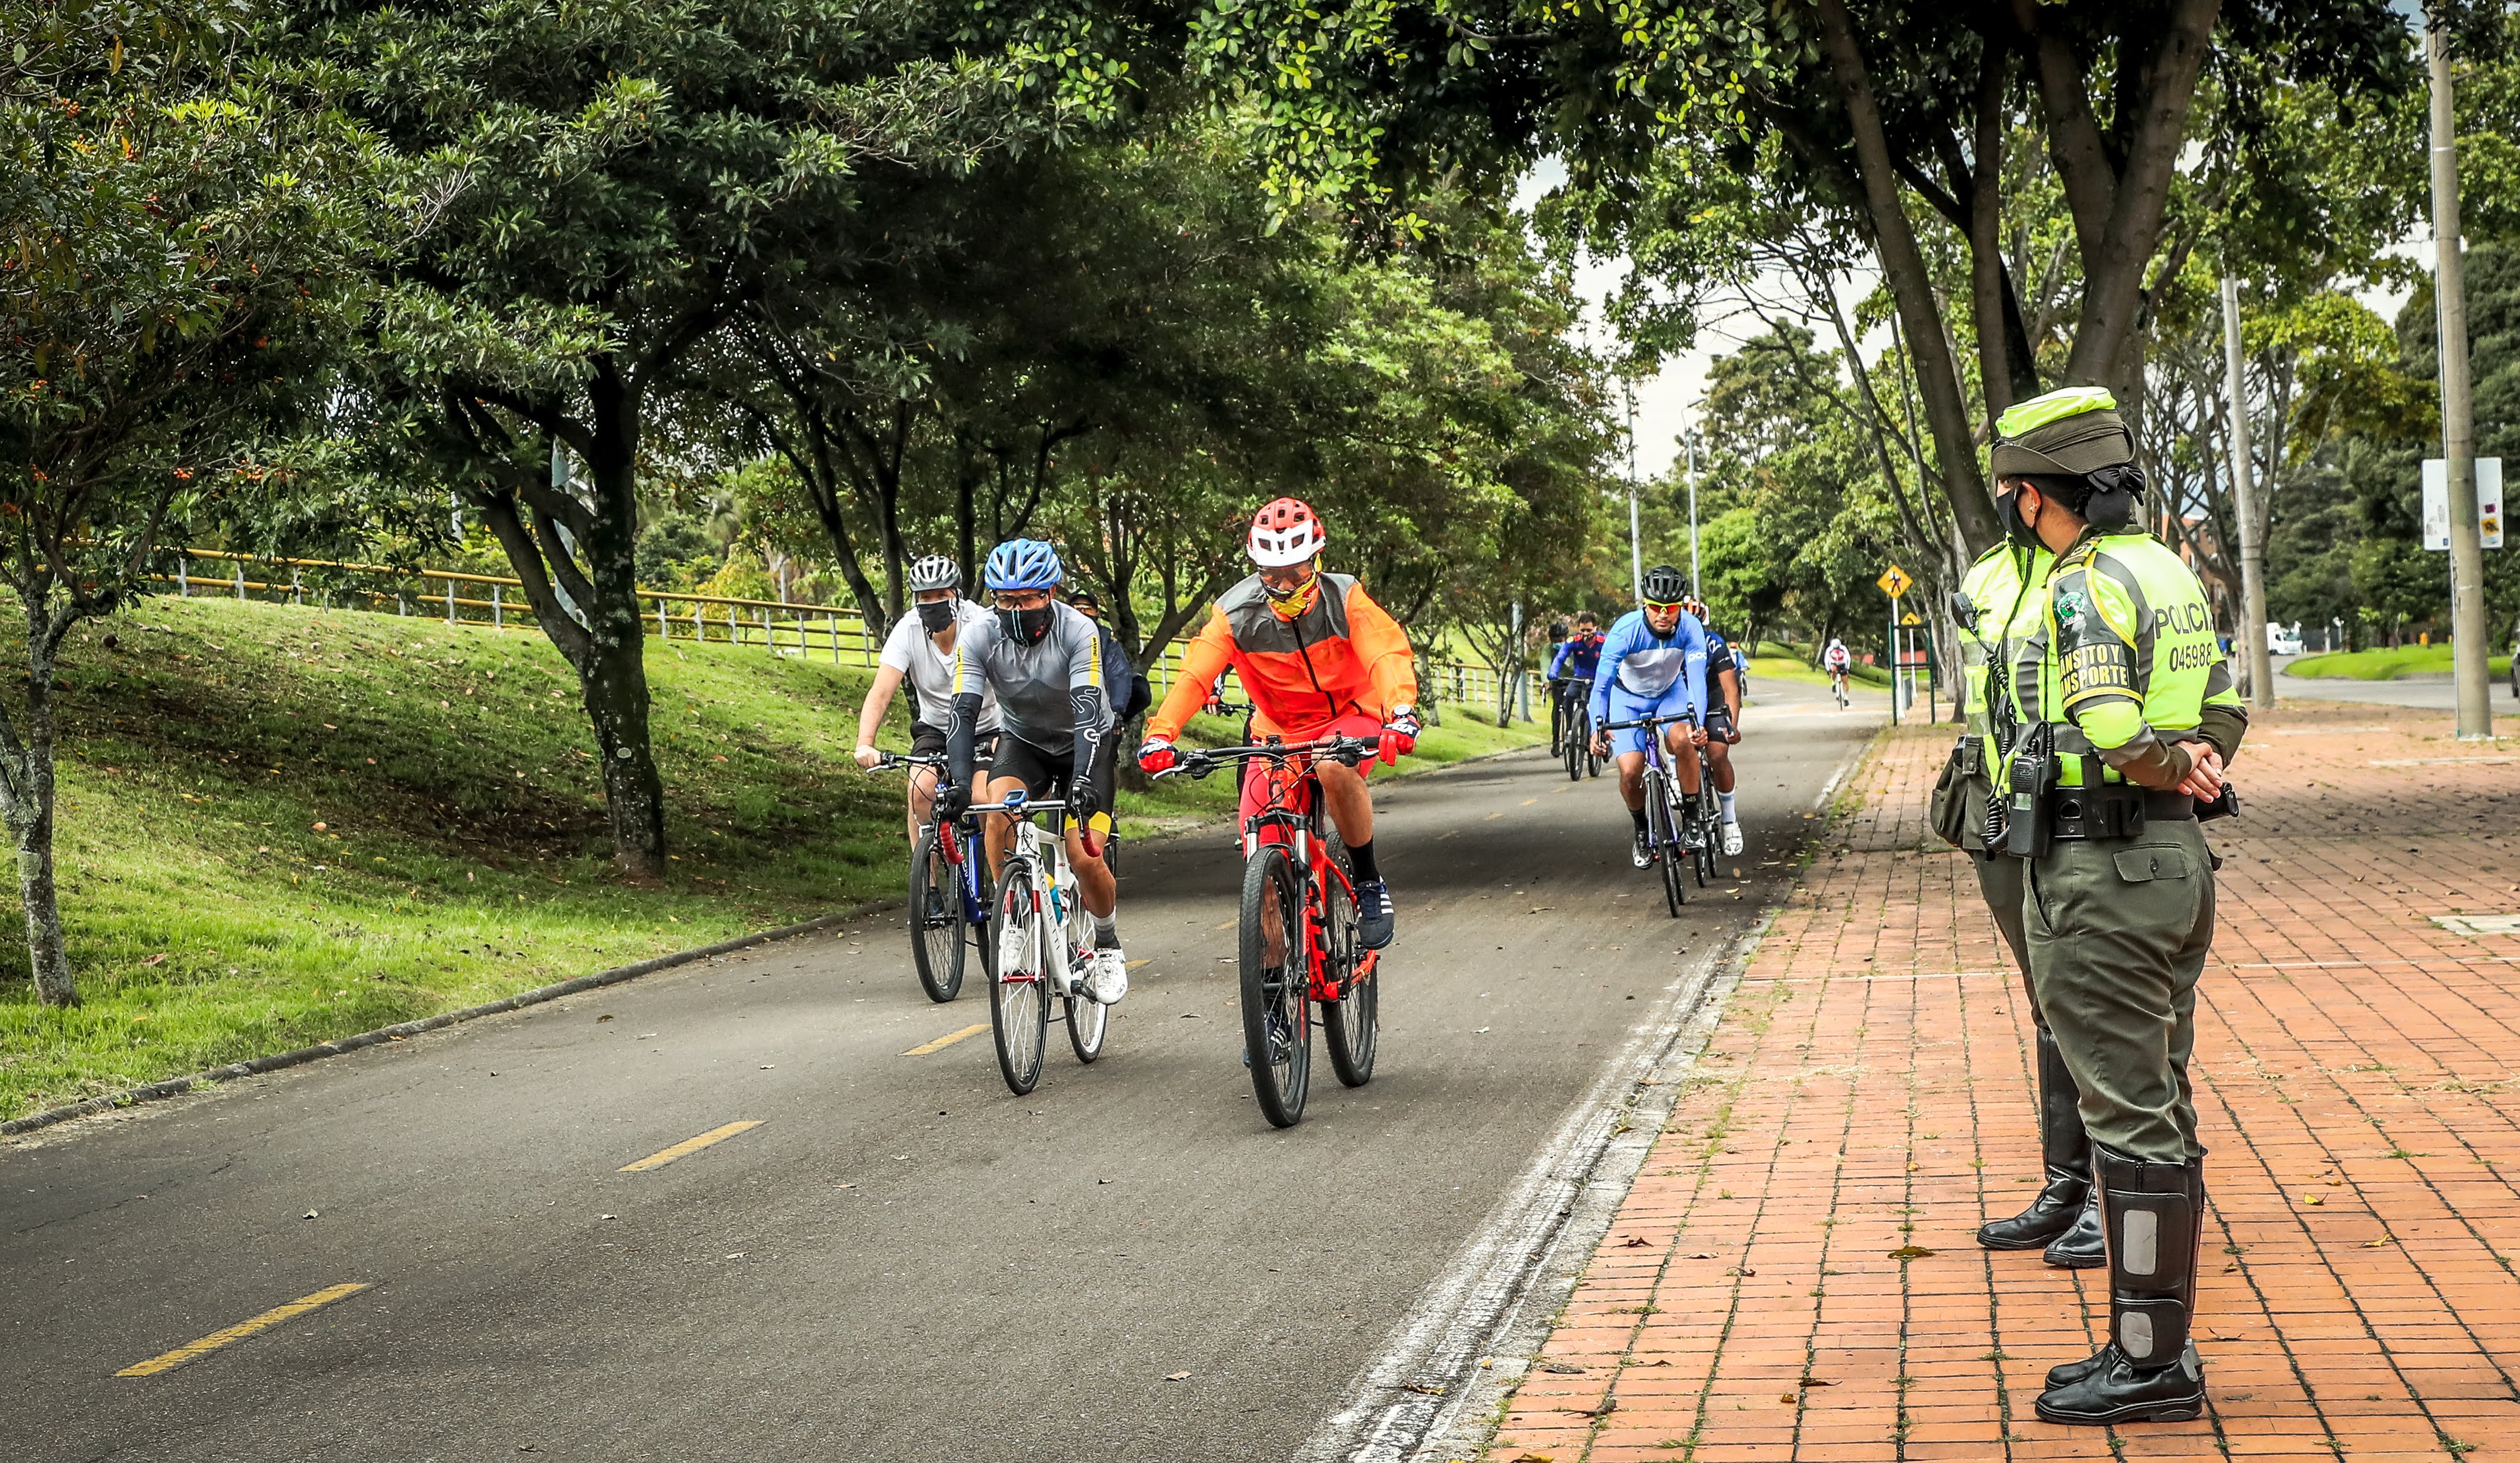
[1999,485,2041,551]
[916,599,957,634]
[999,603,1056,647]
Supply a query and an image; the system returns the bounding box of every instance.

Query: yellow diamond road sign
[1900,609,1923,626]
[1877,564,1913,597]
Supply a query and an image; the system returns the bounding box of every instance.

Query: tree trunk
[0,619,73,1005]
[580,632,668,879]
[577,373,668,879]
[1814,0,2005,556]
[461,367,668,879]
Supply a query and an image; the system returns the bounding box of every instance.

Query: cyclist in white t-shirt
[854,555,1001,842]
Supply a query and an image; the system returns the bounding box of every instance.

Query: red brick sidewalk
[1483,705,2520,1462]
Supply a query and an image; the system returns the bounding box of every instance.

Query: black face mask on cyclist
[916,600,957,635]
[999,603,1056,647]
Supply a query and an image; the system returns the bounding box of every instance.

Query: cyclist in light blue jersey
[1589,565,1710,869]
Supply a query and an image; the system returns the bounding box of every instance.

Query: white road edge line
[1292,733,1875,1463]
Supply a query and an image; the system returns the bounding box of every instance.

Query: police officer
[1956,533,2109,1268]
[1988,387,2247,1427]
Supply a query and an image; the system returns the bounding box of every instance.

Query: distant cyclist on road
[1547,610,1604,746]
[1685,599,1747,856]
[1589,565,1710,869]
[938,539,1129,1006]
[1136,498,1420,949]
[854,555,999,844]
[1823,637,1853,706]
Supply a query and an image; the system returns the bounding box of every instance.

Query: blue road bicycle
[876,751,995,1004]
[1596,711,1718,917]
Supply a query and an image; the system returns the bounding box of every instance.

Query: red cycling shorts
[1240,711,1384,827]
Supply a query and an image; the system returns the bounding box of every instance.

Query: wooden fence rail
[154,547,1542,721]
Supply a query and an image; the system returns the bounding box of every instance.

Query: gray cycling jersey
[950,600,1112,757]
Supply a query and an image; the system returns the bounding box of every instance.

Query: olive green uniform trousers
[2024,819,2215,1164]
[1962,778,2035,1008]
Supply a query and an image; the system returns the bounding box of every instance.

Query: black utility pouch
[1928,740,1971,848]
[2053,779,2144,841]
[2195,783,2241,822]
[2004,731,2055,859]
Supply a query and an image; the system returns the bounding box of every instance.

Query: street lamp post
[2428,12,2493,737]
[1625,379,1643,603]
[1685,429,1701,600]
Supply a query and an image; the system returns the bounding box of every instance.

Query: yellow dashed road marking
[619,1120,763,1172]
[1520,798,1538,805]
[117,1283,371,1377]
[903,1024,988,1057]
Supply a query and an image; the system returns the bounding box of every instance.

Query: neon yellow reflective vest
[1958,541,2053,774]
[2037,529,2240,787]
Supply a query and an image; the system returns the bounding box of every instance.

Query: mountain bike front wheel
[1647,776,1687,917]
[1318,862,1376,1088]
[1692,790,1718,888]
[910,827,968,1004]
[1240,842,1313,1127]
[1563,706,1586,781]
[989,865,1049,1096]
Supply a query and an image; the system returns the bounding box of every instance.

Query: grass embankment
[2284,644,2514,681]
[0,596,1538,1120]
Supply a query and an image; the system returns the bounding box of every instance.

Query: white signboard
[2423,458,2504,550]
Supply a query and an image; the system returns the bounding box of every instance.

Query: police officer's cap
[1991,387,2135,478]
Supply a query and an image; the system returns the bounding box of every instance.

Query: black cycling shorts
[912,721,997,765]
[988,731,1116,836]
[1704,708,1740,745]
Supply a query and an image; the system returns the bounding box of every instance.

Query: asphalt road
[6,688,1879,1463]
[2269,654,2520,712]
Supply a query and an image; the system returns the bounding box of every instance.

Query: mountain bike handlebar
[870,751,950,771]
[1149,734,1377,780]
[1595,711,1701,733]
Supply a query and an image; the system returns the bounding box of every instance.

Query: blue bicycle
[1596,711,1714,917]
[877,751,994,1002]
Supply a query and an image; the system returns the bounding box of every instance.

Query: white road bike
[973,791,1107,1094]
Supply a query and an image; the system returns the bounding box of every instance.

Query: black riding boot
[1980,1030,2090,1250]
[2045,1184,2107,1268]
[2036,1148,2207,1425]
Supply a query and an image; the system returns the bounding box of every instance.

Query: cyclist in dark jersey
[1546,611,1604,744]
[1685,599,1746,856]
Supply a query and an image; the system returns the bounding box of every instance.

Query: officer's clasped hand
[1136,737,1176,774]
[2175,747,2225,802]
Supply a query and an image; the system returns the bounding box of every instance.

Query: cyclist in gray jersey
[941,539,1128,1005]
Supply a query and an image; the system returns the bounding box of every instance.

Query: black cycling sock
[1630,806,1649,834]
[1345,839,1380,883]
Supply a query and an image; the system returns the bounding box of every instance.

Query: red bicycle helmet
[1248,497,1327,567]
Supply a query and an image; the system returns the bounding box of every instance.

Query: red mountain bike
[1156,732,1388,1128]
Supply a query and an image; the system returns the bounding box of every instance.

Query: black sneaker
[1355,880,1395,950]
[1631,826,1655,869]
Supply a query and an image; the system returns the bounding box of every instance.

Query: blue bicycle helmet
[984,538,1063,592]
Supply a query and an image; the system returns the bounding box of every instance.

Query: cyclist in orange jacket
[1136,498,1420,948]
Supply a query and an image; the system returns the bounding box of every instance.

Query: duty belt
[2049,785,2196,842]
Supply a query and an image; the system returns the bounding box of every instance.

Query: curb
[1,900,892,1141]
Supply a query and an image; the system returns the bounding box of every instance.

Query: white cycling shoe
[1723,822,1744,856]
[1083,947,1129,1005]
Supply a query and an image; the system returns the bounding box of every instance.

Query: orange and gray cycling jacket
[1145,572,1419,742]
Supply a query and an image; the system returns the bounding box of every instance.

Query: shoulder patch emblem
[2054,588,2087,623]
